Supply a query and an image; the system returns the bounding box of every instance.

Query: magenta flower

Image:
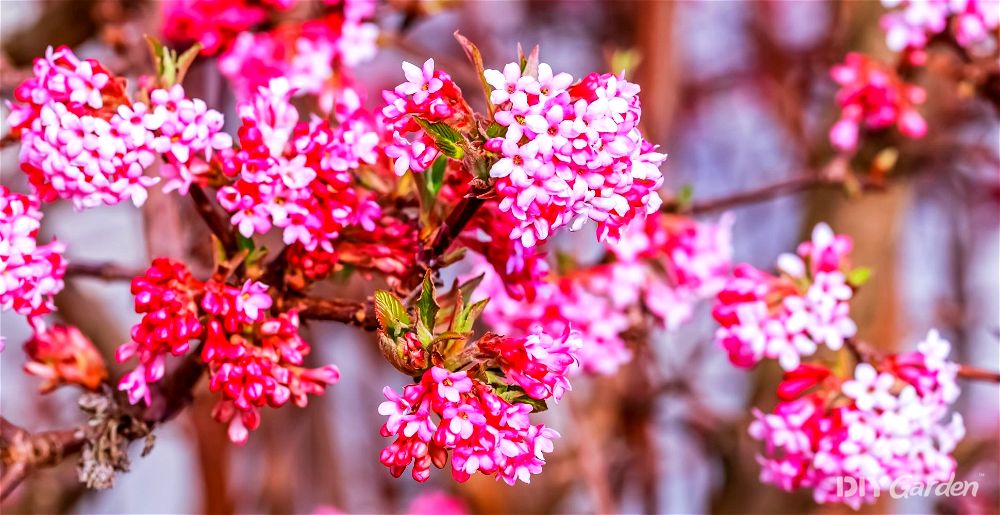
[396,59,443,105]
[236,280,272,322]
[430,368,473,403]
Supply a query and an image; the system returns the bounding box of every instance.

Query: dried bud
[24,324,108,393]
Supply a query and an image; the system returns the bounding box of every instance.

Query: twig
[65,261,142,282]
[845,338,1000,383]
[423,182,491,267]
[0,351,205,500]
[0,133,17,150]
[957,364,1000,383]
[295,296,378,331]
[664,174,882,216]
[188,184,239,257]
[0,418,85,499]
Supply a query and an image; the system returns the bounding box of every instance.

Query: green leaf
[416,273,440,332]
[144,35,202,88]
[846,266,873,287]
[497,386,548,413]
[434,274,484,329]
[144,35,165,78]
[416,319,434,347]
[174,43,203,86]
[426,155,447,198]
[676,184,694,209]
[374,290,411,331]
[519,395,548,413]
[457,274,484,304]
[413,118,465,159]
[486,123,507,139]
[454,298,488,334]
[236,234,255,252]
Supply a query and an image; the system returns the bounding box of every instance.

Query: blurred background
[1,1,997,513]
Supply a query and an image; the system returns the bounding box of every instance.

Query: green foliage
[145,36,202,88]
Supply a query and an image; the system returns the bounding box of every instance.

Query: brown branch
[0,351,205,500]
[1,419,85,499]
[188,184,239,257]
[0,133,17,150]
[424,181,492,267]
[65,261,142,282]
[295,296,378,331]
[664,174,883,216]
[845,338,1000,383]
[294,183,491,329]
[957,364,1000,383]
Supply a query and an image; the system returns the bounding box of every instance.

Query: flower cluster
[484,63,666,247]
[750,330,965,509]
[461,201,551,301]
[478,264,634,375]
[217,79,381,251]
[0,186,67,320]
[161,0,283,56]
[378,367,558,484]
[204,309,340,445]
[116,258,205,405]
[141,85,233,194]
[382,59,474,175]
[881,0,999,54]
[829,53,928,152]
[115,258,337,443]
[610,213,733,330]
[713,223,858,371]
[218,0,378,104]
[7,46,158,208]
[477,327,581,401]
[7,47,232,207]
[23,323,107,393]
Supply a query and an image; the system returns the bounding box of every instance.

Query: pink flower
[476,259,633,375]
[406,492,468,515]
[880,0,998,53]
[714,223,856,370]
[478,327,580,401]
[217,5,378,103]
[217,79,381,251]
[147,85,233,194]
[430,368,473,403]
[397,59,444,105]
[750,346,965,508]
[116,258,204,403]
[482,64,666,247]
[842,363,899,411]
[378,368,559,484]
[0,186,68,321]
[7,47,162,208]
[236,280,272,322]
[828,53,927,152]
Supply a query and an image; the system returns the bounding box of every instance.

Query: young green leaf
[426,155,447,198]
[416,273,440,332]
[846,266,873,287]
[374,290,411,331]
[454,298,488,334]
[413,118,465,159]
[486,122,507,139]
[174,43,204,86]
